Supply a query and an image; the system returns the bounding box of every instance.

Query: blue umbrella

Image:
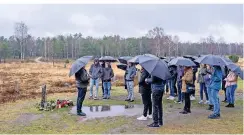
[169,57,196,67]
[139,56,171,80]
[226,63,244,80]
[195,54,226,66]
[69,56,93,77]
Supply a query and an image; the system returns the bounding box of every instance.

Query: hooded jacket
[75,68,89,89]
[209,66,222,91]
[89,63,102,79]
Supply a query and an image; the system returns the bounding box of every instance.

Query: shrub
[229,55,239,63]
[65,59,69,64]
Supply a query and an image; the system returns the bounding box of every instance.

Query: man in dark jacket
[89,58,102,100]
[101,62,114,99]
[137,68,152,121]
[101,61,105,98]
[146,76,165,127]
[75,66,90,116]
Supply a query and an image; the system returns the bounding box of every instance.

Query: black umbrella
[128,54,158,64]
[183,55,198,60]
[99,56,117,62]
[69,56,93,77]
[169,57,196,67]
[118,56,133,64]
[116,63,127,71]
[226,63,244,80]
[139,56,171,80]
[195,54,226,66]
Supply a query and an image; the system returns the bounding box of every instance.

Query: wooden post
[40,85,47,108]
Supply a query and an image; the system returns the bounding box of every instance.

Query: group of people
[74,57,239,128]
[136,62,239,127]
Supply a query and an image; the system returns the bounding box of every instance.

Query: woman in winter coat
[179,66,194,114]
[197,64,209,104]
[224,70,238,108]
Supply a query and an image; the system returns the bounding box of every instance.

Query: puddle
[70,104,143,120]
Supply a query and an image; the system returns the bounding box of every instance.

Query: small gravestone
[40,85,47,109]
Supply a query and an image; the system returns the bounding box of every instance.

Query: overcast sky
[0,4,243,42]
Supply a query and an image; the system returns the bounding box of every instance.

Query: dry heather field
[0,61,138,103]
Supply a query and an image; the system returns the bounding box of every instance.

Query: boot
[207,105,213,110]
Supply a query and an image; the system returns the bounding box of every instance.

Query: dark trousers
[173,78,177,95]
[184,92,191,111]
[222,80,227,101]
[165,80,169,93]
[102,80,104,96]
[152,90,164,124]
[141,93,152,117]
[77,87,87,113]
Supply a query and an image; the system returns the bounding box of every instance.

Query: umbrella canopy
[99,56,117,62]
[69,56,93,77]
[221,56,233,63]
[183,55,198,60]
[139,56,171,80]
[118,56,133,64]
[169,57,196,67]
[116,63,127,71]
[128,54,158,64]
[195,54,227,66]
[226,63,244,80]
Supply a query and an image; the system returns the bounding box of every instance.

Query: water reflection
[70,104,143,120]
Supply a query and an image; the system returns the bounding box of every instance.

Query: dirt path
[34,57,43,63]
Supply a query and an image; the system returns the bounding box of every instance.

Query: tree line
[0,21,243,62]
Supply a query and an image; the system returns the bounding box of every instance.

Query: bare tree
[14,21,28,60]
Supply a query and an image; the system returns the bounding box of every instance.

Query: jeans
[77,87,87,113]
[141,92,152,117]
[89,78,99,97]
[177,81,183,102]
[207,87,213,105]
[226,84,237,104]
[126,81,134,100]
[152,90,164,125]
[210,88,220,115]
[103,81,111,98]
[165,80,170,93]
[200,83,209,100]
[170,78,177,96]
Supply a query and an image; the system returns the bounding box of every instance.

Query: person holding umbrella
[101,62,114,99]
[205,65,214,111]
[208,65,222,119]
[138,56,171,127]
[197,64,209,104]
[69,56,93,116]
[89,58,103,100]
[179,66,194,114]
[224,63,243,108]
[125,62,137,102]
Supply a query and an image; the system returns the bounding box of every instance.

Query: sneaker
[207,105,213,110]
[198,100,204,104]
[208,114,220,119]
[226,104,235,108]
[129,100,134,102]
[77,112,86,116]
[167,96,175,100]
[190,96,196,101]
[93,97,99,100]
[204,101,210,104]
[147,123,159,128]
[137,115,147,121]
[159,122,163,126]
[147,114,153,119]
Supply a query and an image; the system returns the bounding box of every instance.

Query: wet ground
[70,104,143,120]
